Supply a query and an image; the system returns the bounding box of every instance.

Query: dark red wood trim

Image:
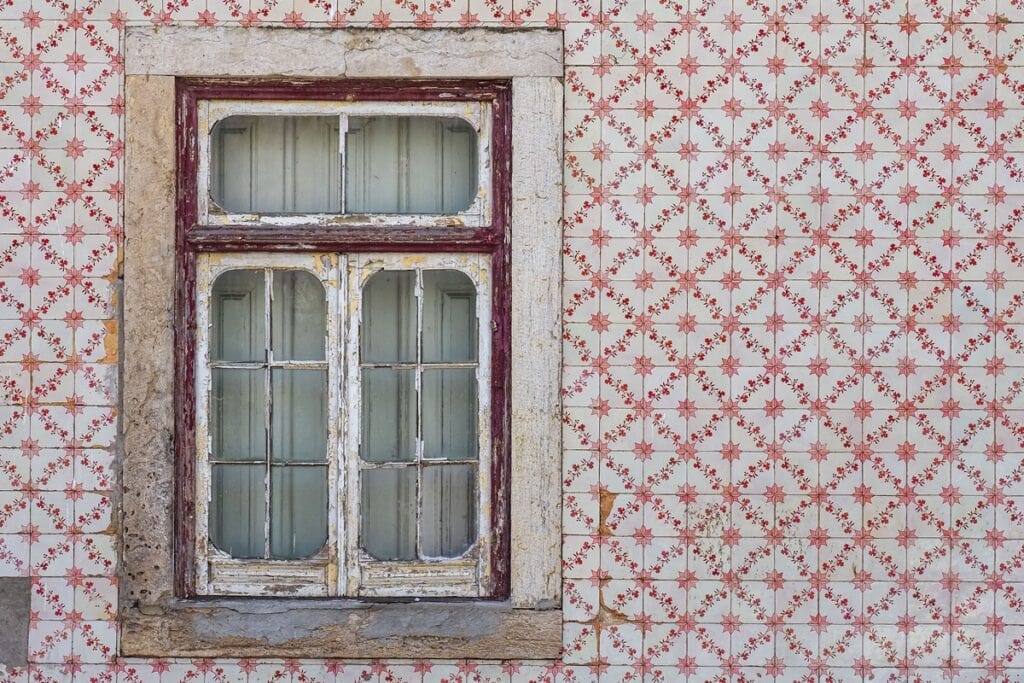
[174,78,513,600]
[488,84,512,600]
[181,78,510,104]
[186,226,500,253]
[174,80,200,597]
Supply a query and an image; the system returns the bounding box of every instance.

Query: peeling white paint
[196,99,492,228]
[344,253,492,598]
[123,64,564,618]
[195,252,342,597]
[195,252,491,598]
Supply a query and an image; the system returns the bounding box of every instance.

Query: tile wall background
[1,0,1023,679]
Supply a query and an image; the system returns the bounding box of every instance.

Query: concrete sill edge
[120,599,563,660]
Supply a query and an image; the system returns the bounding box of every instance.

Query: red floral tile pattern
[1,0,1023,679]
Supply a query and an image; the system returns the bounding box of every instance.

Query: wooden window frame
[194,253,343,597]
[174,79,513,600]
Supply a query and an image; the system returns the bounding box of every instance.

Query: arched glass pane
[272,270,326,361]
[270,465,328,559]
[422,270,476,363]
[210,464,264,558]
[211,269,264,362]
[345,116,477,215]
[361,270,416,363]
[210,115,341,214]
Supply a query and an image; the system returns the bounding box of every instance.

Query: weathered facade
[1,0,1024,680]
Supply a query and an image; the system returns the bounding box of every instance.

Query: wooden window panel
[344,254,492,598]
[194,253,342,597]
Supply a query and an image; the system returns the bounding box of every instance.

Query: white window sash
[344,253,493,598]
[194,251,493,598]
[194,252,344,597]
[195,100,492,229]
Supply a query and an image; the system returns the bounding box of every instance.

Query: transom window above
[197,100,491,227]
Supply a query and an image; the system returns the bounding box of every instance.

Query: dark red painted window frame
[173,78,512,599]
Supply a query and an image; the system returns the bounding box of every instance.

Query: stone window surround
[120,26,563,659]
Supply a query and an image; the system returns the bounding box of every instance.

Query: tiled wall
[1,0,1023,679]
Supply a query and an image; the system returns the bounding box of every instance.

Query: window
[180,82,510,599]
[120,28,563,658]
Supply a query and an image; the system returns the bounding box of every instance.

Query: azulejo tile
[0,0,1021,678]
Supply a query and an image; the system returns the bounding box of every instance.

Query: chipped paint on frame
[194,252,343,597]
[195,99,493,229]
[194,251,492,598]
[344,252,493,598]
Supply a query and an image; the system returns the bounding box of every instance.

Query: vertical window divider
[414,268,424,561]
[263,267,273,560]
[334,253,348,596]
[343,256,361,595]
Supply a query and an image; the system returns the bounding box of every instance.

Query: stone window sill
[121,600,562,659]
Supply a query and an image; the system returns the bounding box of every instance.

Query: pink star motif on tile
[283,11,306,27]
[196,9,217,25]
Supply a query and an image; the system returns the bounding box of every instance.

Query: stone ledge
[121,601,561,659]
[125,27,563,78]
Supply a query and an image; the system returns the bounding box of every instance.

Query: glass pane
[361,466,417,560]
[422,368,477,460]
[270,465,328,559]
[210,463,265,558]
[271,369,327,463]
[345,116,477,215]
[210,115,341,214]
[211,368,266,461]
[272,270,326,361]
[422,270,477,363]
[421,464,476,558]
[361,270,416,363]
[360,368,415,463]
[211,270,265,362]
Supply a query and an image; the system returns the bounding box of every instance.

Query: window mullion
[414,267,424,562]
[263,267,273,560]
[343,255,361,596]
[334,252,347,597]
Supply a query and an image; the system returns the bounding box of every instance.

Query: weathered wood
[186,225,501,252]
[175,80,512,601]
[193,253,341,597]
